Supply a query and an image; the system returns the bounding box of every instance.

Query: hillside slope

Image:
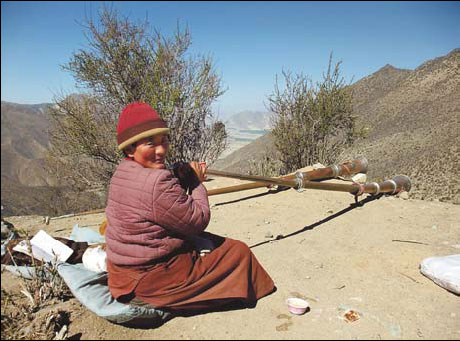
[1,102,105,216]
[217,49,460,203]
[342,48,460,203]
[1,101,53,187]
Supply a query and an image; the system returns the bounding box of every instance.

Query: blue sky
[1,1,459,116]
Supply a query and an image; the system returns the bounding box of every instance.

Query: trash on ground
[344,309,360,323]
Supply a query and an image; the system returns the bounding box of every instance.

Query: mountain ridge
[217,48,460,203]
[225,110,270,130]
[1,49,459,215]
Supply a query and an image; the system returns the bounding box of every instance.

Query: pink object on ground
[286,297,309,315]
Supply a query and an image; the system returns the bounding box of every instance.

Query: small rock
[399,192,410,200]
[1,220,15,239]
[1,224,11,239]
[265,232,274,239]
[352,173,367,184]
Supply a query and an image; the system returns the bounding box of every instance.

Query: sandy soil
[2,175,459,340]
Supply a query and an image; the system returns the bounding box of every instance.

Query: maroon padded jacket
[105,159,210,266]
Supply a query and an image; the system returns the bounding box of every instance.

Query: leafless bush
[247,150,284,177]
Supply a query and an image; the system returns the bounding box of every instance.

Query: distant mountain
[1,101,54,187]
[225,110,270,130]
[1,101,52,115]
[1,101,57,216]
[1,101,105,216]
[217,49,460,203]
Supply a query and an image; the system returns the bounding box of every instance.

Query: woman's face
[129,134,170,169]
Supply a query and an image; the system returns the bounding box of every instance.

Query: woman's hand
[171,161,206,191]
[189,161,207,183]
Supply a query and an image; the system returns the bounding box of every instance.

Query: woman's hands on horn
[188,161,207,183]
[171,161,207,191]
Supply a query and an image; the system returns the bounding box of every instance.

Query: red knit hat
[117,102,169,150]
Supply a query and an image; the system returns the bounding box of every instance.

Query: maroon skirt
[107,234,275,311]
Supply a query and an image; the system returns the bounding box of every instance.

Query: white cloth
[420,254,460,295]
[82,245,107,273]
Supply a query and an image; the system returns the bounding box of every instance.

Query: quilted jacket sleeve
[151,170,210,237]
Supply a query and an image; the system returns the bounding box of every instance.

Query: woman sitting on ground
[105,102,275,314]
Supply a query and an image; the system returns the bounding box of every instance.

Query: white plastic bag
[82,245,107,273]
[420,254,460,295]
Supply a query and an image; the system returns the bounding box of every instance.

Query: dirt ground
[2,175,459,340]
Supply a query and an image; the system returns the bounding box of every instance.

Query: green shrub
[48,7,227,196]
[268,54,357,174]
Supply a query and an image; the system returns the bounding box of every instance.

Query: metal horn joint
[330,164,340,178]
[295,171,305,192]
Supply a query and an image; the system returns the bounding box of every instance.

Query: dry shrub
[1,295,70,341]
[1,236,72,340]
[247,150,284,177]
[268,54,360,174]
